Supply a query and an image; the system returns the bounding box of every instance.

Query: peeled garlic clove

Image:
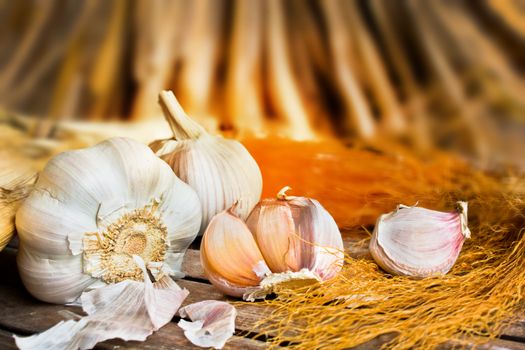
[246,186,344,280]
[16,137,202,303]
[150,91,262,234]
[0,154,37,251]
[178,300,236,349]
[369,202,471,277]
[201,205,270,297]
[14,256,189,350]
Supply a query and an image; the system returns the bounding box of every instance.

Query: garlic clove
[369,202,471,277]
[203,188,344,300]
[151,91,263,234]
[245,199,298,273]
[201,205,270,297]
[246,186,344,279]
[178,300,236,349]
[14,256,189,350]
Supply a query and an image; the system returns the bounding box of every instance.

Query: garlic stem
[456,201,471,239]
[158,90,206,140]
[276,186,293,201]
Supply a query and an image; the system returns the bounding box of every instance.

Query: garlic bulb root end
[83,207,168,284]
[243,269,321,302]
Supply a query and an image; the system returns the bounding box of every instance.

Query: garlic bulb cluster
[150,91,262,234]
[15,137,202,304]
[369,202,471,277]
[201,187,344,301]
[0,154,36,251]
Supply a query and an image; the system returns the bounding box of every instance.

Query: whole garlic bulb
[201,187,344,300]
[369,202,471,277]
[16,138,202,304]
[0,154,37,251]
[150,91,262,234]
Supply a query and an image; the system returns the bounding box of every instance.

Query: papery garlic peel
[201,187,344,300]
[15,137,202,304]
[178,300,236,349]
[369,202,471,277]
[150,90,262,234]
[15,256,189,350]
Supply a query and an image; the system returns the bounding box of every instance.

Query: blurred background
[0,0,524,171]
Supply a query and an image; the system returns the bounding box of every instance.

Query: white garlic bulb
[16,137,202,304]
[369,202,471,277]
[201,187,344,301]
[150,90,262,234]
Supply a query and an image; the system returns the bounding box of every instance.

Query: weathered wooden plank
[0,329,18,350]
[2,244,525,349]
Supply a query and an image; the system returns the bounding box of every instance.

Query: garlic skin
[150,91,262,234]
[178,300,236,349]
[201,188,344,300]
[369,202,471,277]
[15,256,189,350]
[15,137,202,304]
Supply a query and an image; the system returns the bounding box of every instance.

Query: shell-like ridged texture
[153,134,262,234]
[15,137,202,304]
[369,204,468,277]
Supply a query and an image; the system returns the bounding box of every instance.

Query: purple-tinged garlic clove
[201,188,344,300]
[246,186,344,280]
[369,202,471,277]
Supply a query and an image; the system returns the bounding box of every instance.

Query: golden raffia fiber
[249,145,525,350]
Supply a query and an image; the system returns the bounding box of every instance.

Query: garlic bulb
[150,90,262,234]
[0,154,37,251]
[15,137,202,304]
[369,202,471,277]
[201,187,344,300]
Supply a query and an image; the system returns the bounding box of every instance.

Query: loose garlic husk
[150,91,262,234]
[201,187,344,301]
[15,137,202,304]
[15,256,189,350]
[369,202,471,277]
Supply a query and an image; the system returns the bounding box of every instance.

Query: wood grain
[1,238,525,349]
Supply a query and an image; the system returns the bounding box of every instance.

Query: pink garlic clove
[369,202,471,277]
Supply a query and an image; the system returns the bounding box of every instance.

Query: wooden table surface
[0,235,525,350]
